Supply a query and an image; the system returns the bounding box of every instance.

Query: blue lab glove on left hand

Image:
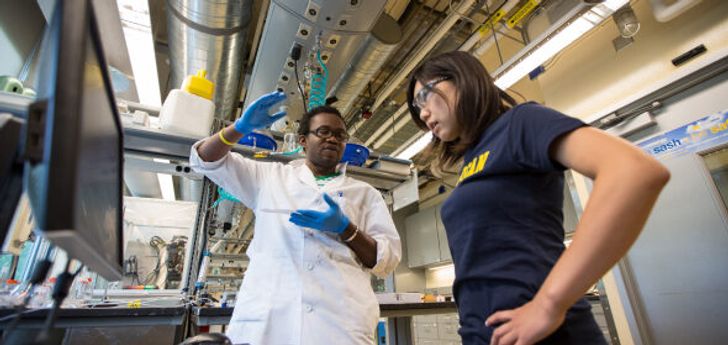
[234,91,287,134]
[289,194,350,234]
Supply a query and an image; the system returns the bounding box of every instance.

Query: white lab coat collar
[290,159,350,189]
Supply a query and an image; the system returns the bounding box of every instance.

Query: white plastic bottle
[159,69,216,138]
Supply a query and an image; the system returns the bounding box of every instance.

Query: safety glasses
[308,126,350,142]
[412,76,450,113]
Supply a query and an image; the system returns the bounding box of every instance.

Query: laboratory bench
[190,302,458,345]
[0,297,615,345]
[189,302,458,326]
[0,306,188,345]
[0,306,187,328]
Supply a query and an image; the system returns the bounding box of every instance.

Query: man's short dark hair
[297,105,345,136]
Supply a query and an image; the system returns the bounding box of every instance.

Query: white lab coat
[189,142,401,345]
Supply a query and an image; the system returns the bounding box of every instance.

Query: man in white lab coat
[190,91,402,345]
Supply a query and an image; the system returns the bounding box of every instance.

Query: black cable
[35,261,83,344]
[289,42,307,113]
[294,60,308,113]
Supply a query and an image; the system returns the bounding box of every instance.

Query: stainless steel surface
[64,326,182,345]
[184,179,214,291]
[125,154,204,180]
[596,285,621,345]
[209,253,249,261]
[243,0,388,120]
[121,99,162,116]
[167,0,253,121]
[327,13,401,117]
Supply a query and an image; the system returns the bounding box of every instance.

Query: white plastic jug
[159,70,215,137]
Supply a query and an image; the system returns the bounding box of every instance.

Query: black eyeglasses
[307,126,350,142]
[412,76,450,112]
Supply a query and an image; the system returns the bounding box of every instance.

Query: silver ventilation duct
[243,0,388,120]
[327,13,402,117]
[166,0,253,121]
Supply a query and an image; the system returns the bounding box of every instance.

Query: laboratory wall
[392,205,427,293]
[536,0,728,120]
[425,264,455,290]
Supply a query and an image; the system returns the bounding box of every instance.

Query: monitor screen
[25,0,123,280]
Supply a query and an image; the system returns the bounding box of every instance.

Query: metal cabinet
[435,206,451,262]
[405,208,440,268]
[413,313,461,345]
[406,206,451,268]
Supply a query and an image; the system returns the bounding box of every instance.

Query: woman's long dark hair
[406,51,517,170]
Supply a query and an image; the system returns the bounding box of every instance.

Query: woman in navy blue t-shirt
[405,51,670,345]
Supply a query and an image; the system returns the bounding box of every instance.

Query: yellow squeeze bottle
[159,69,216,137]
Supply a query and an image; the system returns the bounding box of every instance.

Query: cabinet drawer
[436,313,459,323]
[414,339,439,345]
[414,314,438,323]
[414,322,439,340]
[438,321,461,340]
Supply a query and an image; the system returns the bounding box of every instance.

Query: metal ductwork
[166,0,253,121]
[243,0,389,121]
[327,13,402,117]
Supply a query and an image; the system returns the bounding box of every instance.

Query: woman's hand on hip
[485,297,566,345]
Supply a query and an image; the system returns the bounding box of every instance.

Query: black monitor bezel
[29,0,124,280]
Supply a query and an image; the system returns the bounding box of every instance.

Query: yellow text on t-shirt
[458,151,490,183]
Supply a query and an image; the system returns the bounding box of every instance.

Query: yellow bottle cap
[182,69,214,100]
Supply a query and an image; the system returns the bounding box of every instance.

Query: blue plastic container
[238,132,277,151]
[340,143,370,166]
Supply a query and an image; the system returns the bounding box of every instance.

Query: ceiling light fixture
[117,0,162,106]
[493,0,629,89]
[395,132,433,160]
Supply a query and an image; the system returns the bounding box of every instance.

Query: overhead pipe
[368,0,478,112]
[328,13,402,117]
[349,0,485,141]
[166,0,253,121]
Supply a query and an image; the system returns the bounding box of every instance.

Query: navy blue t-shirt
[440,103,606,344]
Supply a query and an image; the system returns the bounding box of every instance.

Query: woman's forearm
[536,156,669,313]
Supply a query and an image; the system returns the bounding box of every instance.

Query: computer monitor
[0,114,24,245]
[25,0,123,280]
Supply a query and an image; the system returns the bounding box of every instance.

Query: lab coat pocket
[342,295,379,337]
[231,258,281,322]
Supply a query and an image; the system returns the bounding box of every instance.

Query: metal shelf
[123,124,413,191]
[208,253,248,261]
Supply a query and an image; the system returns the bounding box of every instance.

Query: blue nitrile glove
[289,194,350,234]
[234,91,287,134]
